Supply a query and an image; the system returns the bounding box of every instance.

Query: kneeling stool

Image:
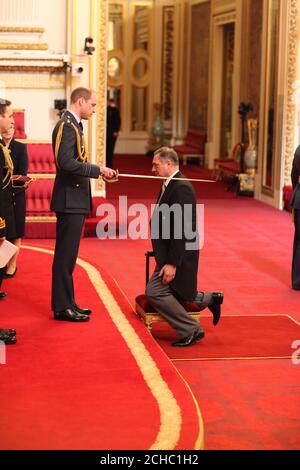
[135,252,201,332]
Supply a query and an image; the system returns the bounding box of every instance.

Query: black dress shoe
[0,291,7,299]
[54,308,90,322]
[4,267,17,279]
[208,292,223,326]
[172,330,205,347]
[0,329,17,344]
[72,303,92,315]
[0,328,16,337]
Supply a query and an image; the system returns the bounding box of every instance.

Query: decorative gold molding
[0,65,65,73]
[17,139,51,144]
[213,12,236,25]
[162,5,175,128]
[284,0,299,186]
[0,57,67,62]
[0,26,44,33]
[0,42,48,50]
[96,0,108,192]
[0,72,65,89]
[28,173,55,179]
[108,48,124,88]
[26,216,56,222]
[130,49,151,88]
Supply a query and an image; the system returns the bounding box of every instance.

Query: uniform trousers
[51,212,85,312]
[0,267,5,290]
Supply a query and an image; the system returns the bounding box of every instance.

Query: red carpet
[5,155,300,449]
[150,315,300,360]
[177,359,300,450]
[0,245,202,450]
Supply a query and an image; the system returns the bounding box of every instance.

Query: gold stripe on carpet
[111,275,204,450]
[22,245,186,450]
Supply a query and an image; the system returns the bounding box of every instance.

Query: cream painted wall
[40,0,67,53]
[10,88,66,140]
[0,0,67,52]
[0,0,67,139]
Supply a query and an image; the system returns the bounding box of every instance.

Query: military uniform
[51,111,101,313]
[291,145,300,289]
[9,139,28,238]
[0,141,17,343]
[0,141,14,289]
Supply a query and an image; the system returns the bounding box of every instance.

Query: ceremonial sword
[27,172,215,183]
[102,173,215,183]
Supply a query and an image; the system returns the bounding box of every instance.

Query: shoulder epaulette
[54,121,65,168]
[1,143,13,188]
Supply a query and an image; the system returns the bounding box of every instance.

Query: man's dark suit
[146,170,202,338]
[51,111,100,313]
[0,143,7,289]
[291,145,300,289]
[151,170,199,300]
[106,104,121,168]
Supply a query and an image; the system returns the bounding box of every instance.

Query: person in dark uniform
[1,124,28,277]
[146,147,223,347]
[106,98,121,168]
[291,145,300,289]
[51,87,116,322]
[0,98,17,344]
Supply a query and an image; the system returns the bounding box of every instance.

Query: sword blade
[117,173,215,183]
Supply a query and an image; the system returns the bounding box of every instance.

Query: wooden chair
[16,140,56,238]
[213,143,242,181]
[172,128,206,166]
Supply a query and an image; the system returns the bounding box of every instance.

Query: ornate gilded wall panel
[247,0,263,118]
[161,5,174,132]
[188,2,210,131]
[95,0,108,192]
[284,0,299,185]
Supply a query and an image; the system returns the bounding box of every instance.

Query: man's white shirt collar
[68,109,81,125]
[165,169,180,187]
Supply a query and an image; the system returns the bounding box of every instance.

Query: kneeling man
[146,147,223,347]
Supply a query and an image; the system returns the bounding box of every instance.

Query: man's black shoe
[0,291,7,299]
[0,329,16,344]
[172,330,205,347]
[72,303,92,315]
[208,292,223,326]
[54,308,90,322]
[0,328,16,337]
[4,267,17,279]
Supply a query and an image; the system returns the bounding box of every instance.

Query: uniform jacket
[50,111,100,214]
[0,144,6,238]
[9,139,28,195]
[291,146,300,209]
[151,170,199,300]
